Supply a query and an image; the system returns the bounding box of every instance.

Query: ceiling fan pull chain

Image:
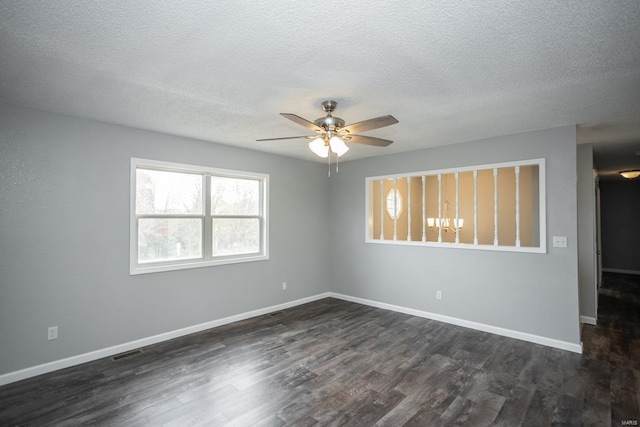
[327,149,331,177]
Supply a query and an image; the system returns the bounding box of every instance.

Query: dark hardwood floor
[1,273,639,426]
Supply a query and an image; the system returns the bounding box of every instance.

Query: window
[366,159,546,253]
[386,188,403,219]
[131,158,268,274]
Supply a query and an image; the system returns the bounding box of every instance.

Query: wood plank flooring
[1,272,639,426]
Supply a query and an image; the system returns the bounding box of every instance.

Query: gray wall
[0,103,584,377]
[577,144,597,320]
[600,178,640,273]
[0,103,330,375]
[328,126,581,345]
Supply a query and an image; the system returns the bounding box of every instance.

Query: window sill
[366,238,546,254]
[130,253,269,275]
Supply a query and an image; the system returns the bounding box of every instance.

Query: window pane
[138,218,202,263]
[211,177,260,215]
[136,169,202,214]
[212,218,260,256]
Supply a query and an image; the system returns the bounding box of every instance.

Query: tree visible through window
[136,169,203,263]
[210,176,261,256]
[131,159,268,274]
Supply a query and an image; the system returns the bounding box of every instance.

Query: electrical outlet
[48,326,58,340]
[282,282,287,291]
[552,236,568,248]
[436,290,443,300]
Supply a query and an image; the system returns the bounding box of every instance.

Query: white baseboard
[580,315,597,326]
[0,293,331,387]
[602,268,640,276]
[1,290,583,386]
[328,292,583,354]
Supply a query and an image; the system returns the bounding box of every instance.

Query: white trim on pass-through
[365,158,547,253]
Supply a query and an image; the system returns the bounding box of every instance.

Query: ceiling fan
[257,100,398,159]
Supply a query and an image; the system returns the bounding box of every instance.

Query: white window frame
[365,158,547,253]
[130,158,269,275]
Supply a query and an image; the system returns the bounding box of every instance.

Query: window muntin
[131,159,268,274]
[366,159,546,253]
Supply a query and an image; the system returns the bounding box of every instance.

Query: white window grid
[130,158,269,275]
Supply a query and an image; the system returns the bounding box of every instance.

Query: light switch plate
[552,236,568,248]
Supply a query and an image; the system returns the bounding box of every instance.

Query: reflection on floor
[581,271,640,424]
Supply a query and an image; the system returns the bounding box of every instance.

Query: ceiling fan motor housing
[314,115,345,131]
[313,101,345,131]
[315,100,345,131]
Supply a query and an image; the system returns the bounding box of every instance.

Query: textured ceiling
[1,1,640,165]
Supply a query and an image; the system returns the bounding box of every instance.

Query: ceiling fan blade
[344,134,394,147]
[256,135,315,141]
[280,113,323,132]
[340,115,398,134]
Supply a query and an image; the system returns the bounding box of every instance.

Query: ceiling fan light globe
[309,138,329,158]
[329,136,349,157]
